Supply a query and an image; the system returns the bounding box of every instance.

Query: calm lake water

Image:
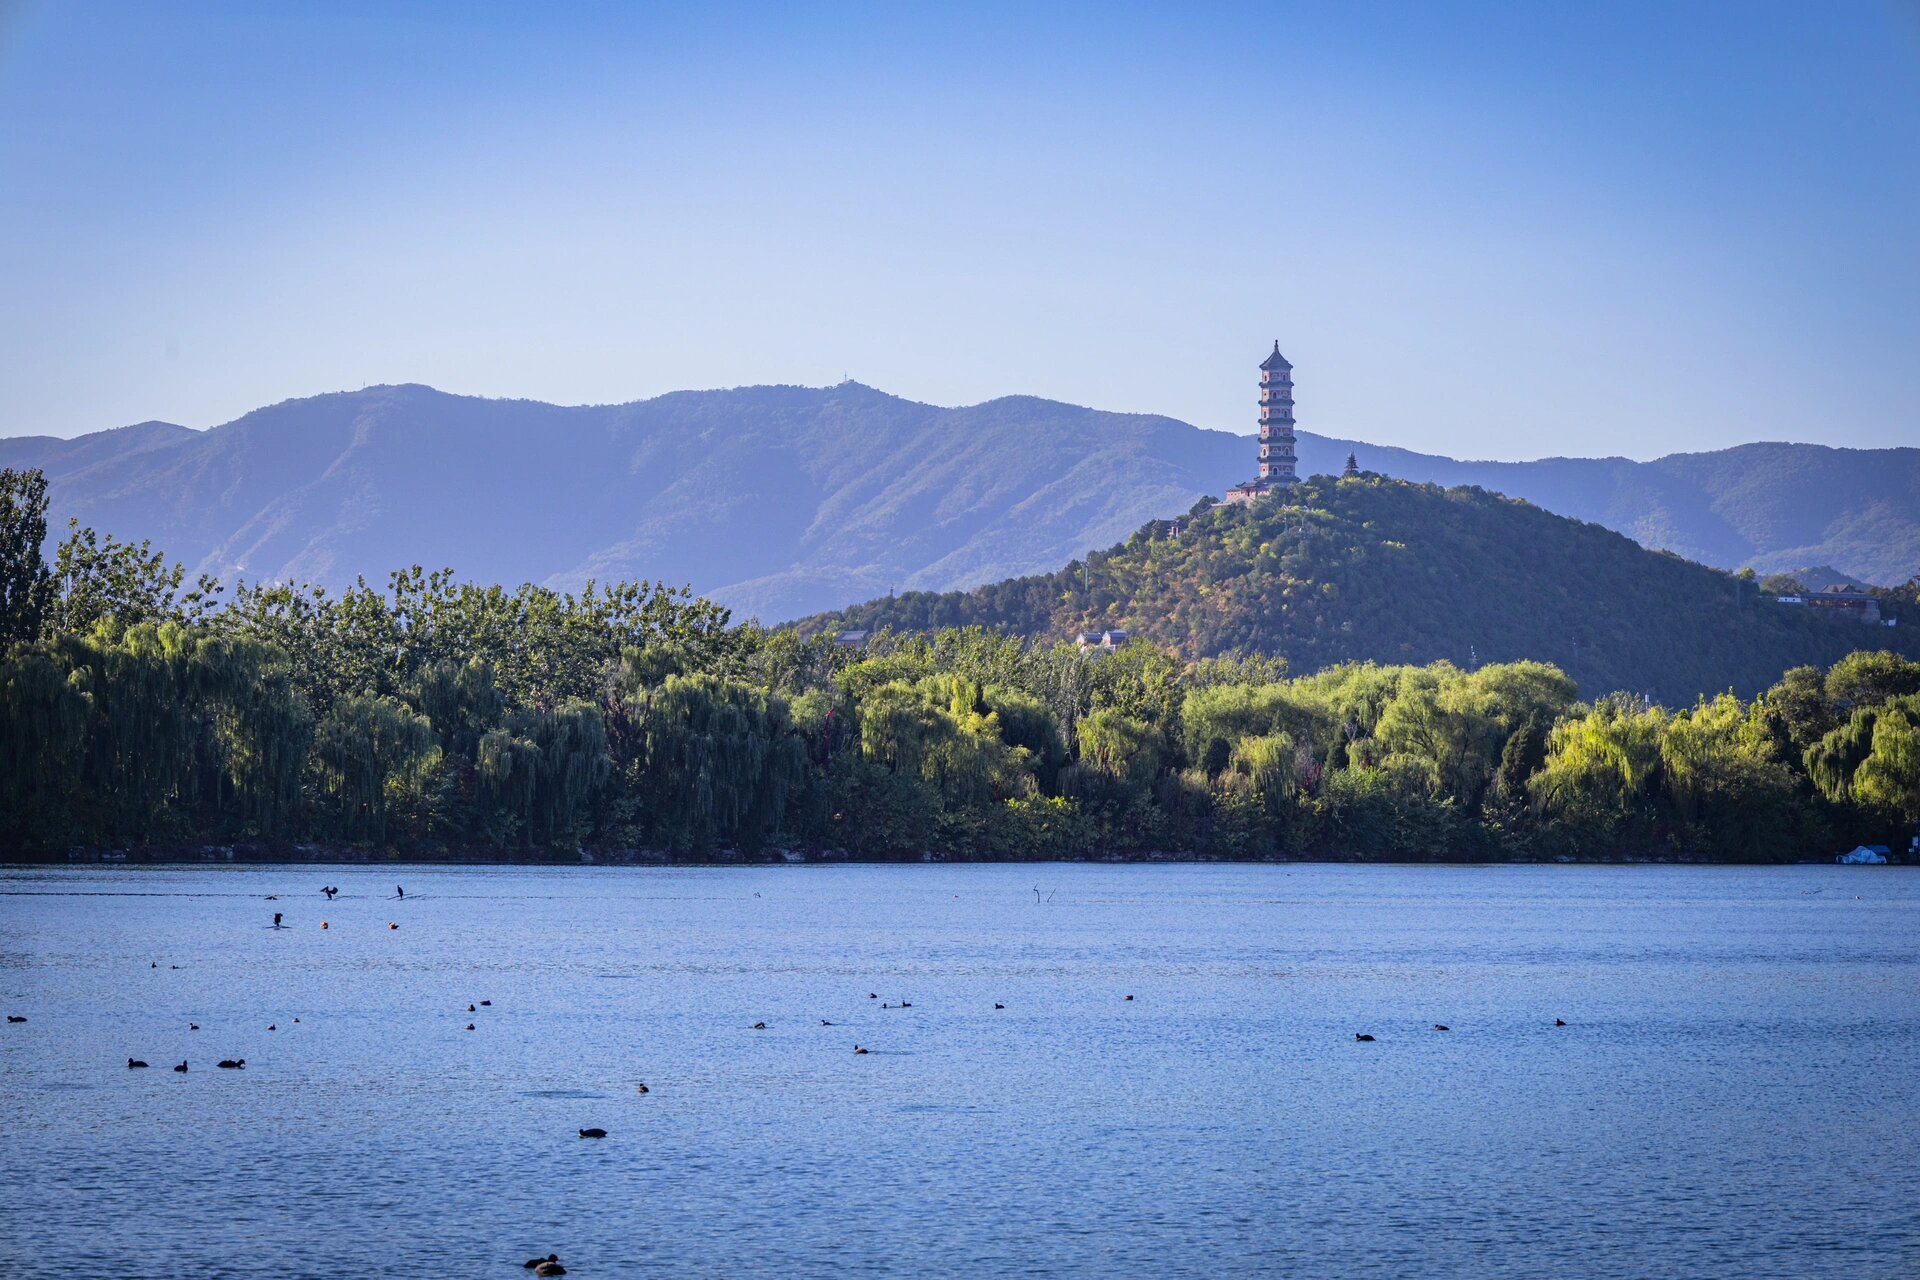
[2,862,1917,1279]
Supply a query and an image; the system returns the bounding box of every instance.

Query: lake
[2,862,1916,1278]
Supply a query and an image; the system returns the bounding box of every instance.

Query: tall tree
[0,468,54,647]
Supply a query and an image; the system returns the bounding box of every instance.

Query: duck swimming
[173,1061,188,1072]
[217,1058,245,1069]
[635,1084,649,1095]
[1354,1034,1376,1042]
[128,1058,148,1068]
[6,1015,24,1023]
[752,1022,766,1030]
[853,1046,869,1055]
[994,1003,1005,1010]
[1555,1019,1567,1027]
[535,1263,566,1277]
[523,1255,559,1270]
[578,1128,606,1139]
[1433,1024,1451,1032]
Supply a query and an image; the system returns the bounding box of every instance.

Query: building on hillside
[833,630,870,649]
[1075,629,1130,652]
[1807,584,1882,624]
[1222,341,1299,506]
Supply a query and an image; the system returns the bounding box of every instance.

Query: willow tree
[310,695,441,843]
[629,674,805,853]
[0,643,92,845]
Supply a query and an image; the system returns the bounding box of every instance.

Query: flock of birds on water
[7,878,1578,1275]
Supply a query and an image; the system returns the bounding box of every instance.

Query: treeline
[3,466,1917,861]
[798,475,1920,705]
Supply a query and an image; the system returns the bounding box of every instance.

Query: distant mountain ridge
[2,381,1914,621]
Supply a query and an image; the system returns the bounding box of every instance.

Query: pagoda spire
[1256,341,1297,486]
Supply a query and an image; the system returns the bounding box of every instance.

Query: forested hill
[4,382,1915,622]
[797,476,1920,705]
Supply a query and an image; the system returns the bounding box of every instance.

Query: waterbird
[854,1046,869,1054]
[388,923,398,930]
[1433,1024,1451,1032]
[1555,1019,1567,1027]
[268,1024,276,1031]
[636,1084,649,1094]
[868,993,877,1000]
[173,1061,187,1072]
[468,1004,476,1012]
[217,1059,245,1069]
[273,913,282,928]
[994,1003,1004,1010]
[466,1024,475,1031]
[128,1058,148,1069]
[536,1264,567,1277]
[523,1256,559,1271]
[189,1024,198,1031]
[821,1019,833,1026]
[578,1128,606,1139]
[479,1000,491,1007]
[5,1016,24,1023]
[1355,1034,1376,1042]
[1124,995,1134,1002]
[752,1022,767,1030]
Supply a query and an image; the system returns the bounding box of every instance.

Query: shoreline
[5,843,1906,868]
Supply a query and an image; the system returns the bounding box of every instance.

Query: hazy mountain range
[3,382,1914,621]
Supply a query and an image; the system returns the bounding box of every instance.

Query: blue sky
[1,0,1916,458]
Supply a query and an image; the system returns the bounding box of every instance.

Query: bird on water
[173,1061,188,1072]
[853,1046,869,1055]
[536,1263,566,1277]
[1433,1024,1451,1032]
[217,1058,245,1069]
[128,1058,148,1069]
[1555,1019,1567,1027]
[1355,1034,1376,1042]
[578,1128,607,1139]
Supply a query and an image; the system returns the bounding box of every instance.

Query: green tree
[0,468,53,647]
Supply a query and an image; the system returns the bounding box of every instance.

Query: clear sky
[2,1,1916,458]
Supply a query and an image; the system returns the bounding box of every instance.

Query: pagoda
[1225,341,1299,504]
[1257,341,1297,487]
